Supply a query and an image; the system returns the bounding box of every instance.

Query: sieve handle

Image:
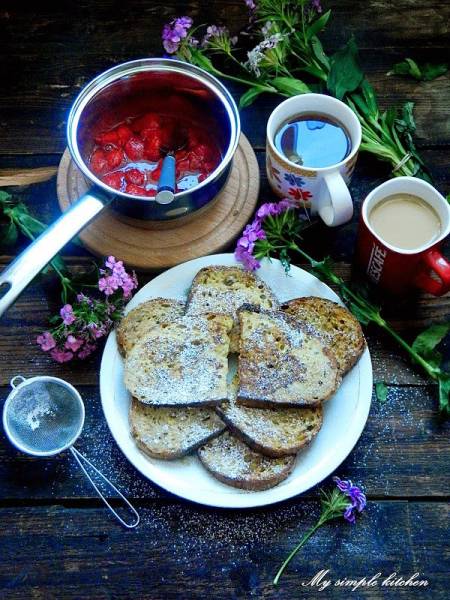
[70,446,140,529]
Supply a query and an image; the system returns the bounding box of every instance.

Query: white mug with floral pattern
[266,93,362,227]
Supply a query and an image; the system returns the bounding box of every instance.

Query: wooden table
[1,2,449,598]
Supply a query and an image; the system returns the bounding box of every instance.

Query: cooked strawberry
[143,134,162,162]
[125,183,147,196]
[124,168,145,186]
[150,159,162,181]
[102,171,124,190]
[124,136,144,161]
[115,124,133,146]
[95,129,119,146]
[176,157,190,178]
[90,148,109,175]
[104,146,124,170]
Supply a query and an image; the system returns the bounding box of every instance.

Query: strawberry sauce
[87,112,222,197]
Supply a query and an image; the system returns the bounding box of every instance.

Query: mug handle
[316,171,354,227]
[414,248,450,296]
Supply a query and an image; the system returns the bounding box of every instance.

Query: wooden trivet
[57,134,259,271]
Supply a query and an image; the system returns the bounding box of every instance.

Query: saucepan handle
[0,189,110,318]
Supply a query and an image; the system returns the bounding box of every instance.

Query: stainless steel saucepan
[0,58,240,317]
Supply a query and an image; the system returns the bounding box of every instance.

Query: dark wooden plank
[1,1,448,53]
[1,384,448,501]
[0,502,447,599]
[1,57,449,154]
[0,1,449,154]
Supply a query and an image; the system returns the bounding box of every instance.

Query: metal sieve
[2,375,139,528]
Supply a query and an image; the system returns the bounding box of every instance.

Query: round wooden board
[57,134,259,271]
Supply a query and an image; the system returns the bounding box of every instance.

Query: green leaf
[327,37,364,99]
[270,77,310,96]
[17,213,47,237]
[438,374,450,415]
[446,193,450,205]
[388,58,448,81]
[0,221,18,246]
[375,382,389,403]
[360,79,378,116]
[0,190,13,205]
[306,9,331,40]
[310,37,330,71]
[412,323,450,365]
[239,86,266,108]
[188,49,216,73]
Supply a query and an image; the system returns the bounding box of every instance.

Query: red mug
[356,177,450,296]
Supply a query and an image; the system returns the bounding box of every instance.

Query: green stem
[273,519,324,585]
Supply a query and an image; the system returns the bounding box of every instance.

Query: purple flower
[202,25,236,48]
[333,476,367,523]
[278,198,297,212]
[105,255,118,269]
[60,304,76,325]
[50,348,74,363]
[65,335,84,352]
[235,243,260,271]
[36,331,56,351]
[245,0,256,10]
[242,221,266,242]
[162,16,193,54]
[311,0,322,13]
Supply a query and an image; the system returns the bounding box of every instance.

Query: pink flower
[98,275,120,296]
[121,273,138,297]
[36,331,56,351]
[60,304,75,325]
[88,323,106,339]
[105,256,118,269]
[50,348,74,363]
[65,335,84,352]
[78,343,97,359]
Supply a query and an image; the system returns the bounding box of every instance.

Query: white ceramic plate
[100,253,372,508]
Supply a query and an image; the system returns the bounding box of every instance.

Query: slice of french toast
[130,398,225,460]
[237,307,340,408]
[198,431,296,491]
[124,313,233,406]
[217,376,323,457]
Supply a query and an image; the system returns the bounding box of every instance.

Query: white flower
[244,33,284,76]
